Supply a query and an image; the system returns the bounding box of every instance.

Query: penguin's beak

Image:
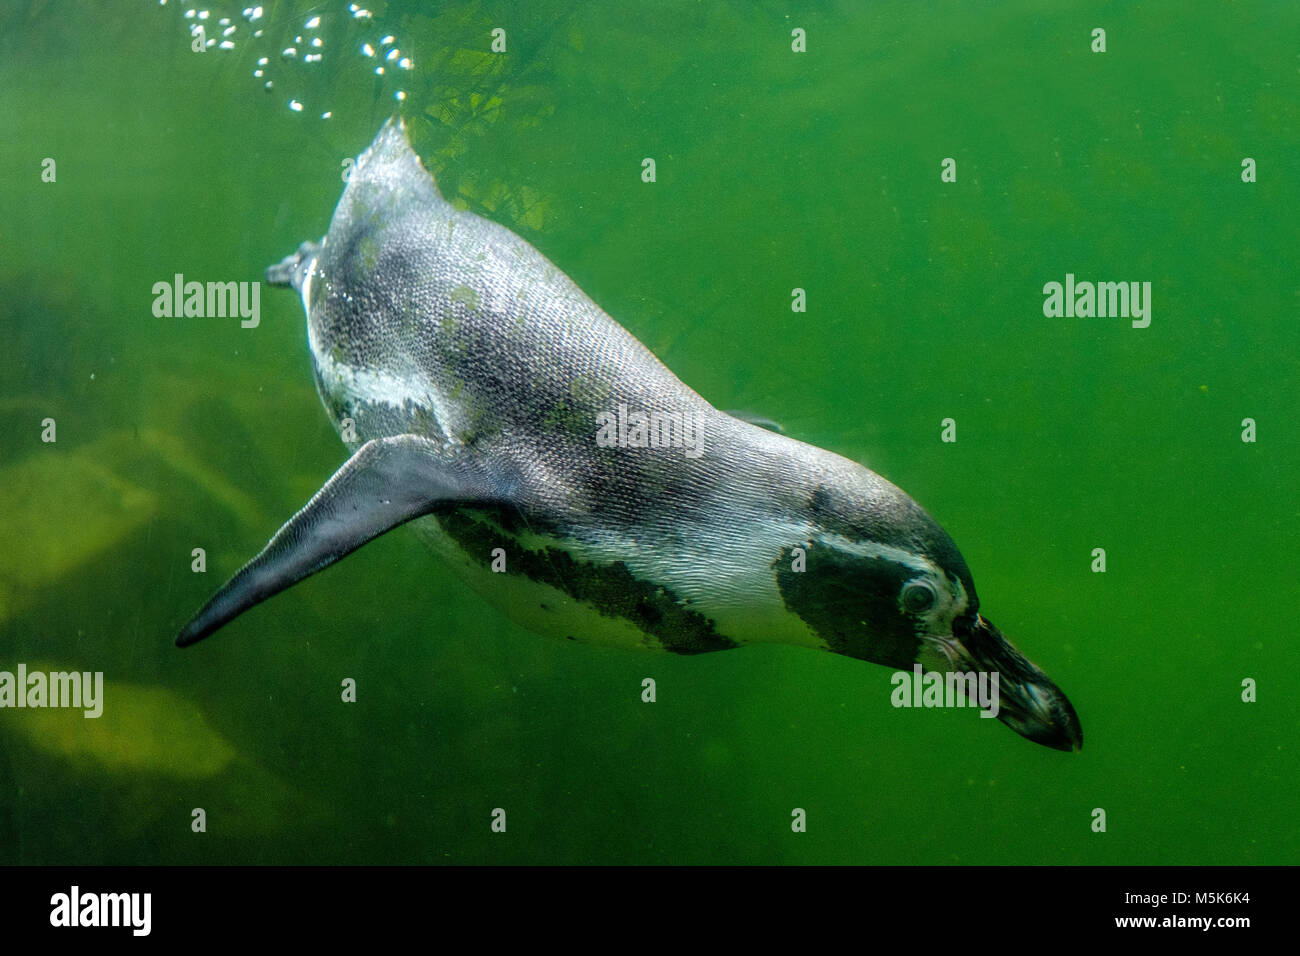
[951,614,1083,752]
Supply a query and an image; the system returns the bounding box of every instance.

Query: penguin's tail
[267,240,321,293]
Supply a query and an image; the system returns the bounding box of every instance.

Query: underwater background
[1,0,1295,864]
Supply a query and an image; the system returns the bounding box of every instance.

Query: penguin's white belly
[407,513,827,654]
[410,515,659,651]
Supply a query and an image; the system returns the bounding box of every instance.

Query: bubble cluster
[166,2,416,117]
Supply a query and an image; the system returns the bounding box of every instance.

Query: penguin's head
[775,479,1082,751]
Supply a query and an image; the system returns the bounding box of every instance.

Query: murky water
[1,0,1296,864]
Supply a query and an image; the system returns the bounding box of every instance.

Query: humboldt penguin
[177,118,1082,752]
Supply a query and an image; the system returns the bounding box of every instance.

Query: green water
[1,0,1296,864]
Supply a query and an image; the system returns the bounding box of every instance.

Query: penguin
[177,118,1082,752]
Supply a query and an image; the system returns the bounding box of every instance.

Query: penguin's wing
[176,434,508,647]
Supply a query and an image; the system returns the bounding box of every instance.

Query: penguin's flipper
[724,410,785,434]
[177,434,505,647]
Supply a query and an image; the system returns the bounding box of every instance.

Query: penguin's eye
[901,581,937,614]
